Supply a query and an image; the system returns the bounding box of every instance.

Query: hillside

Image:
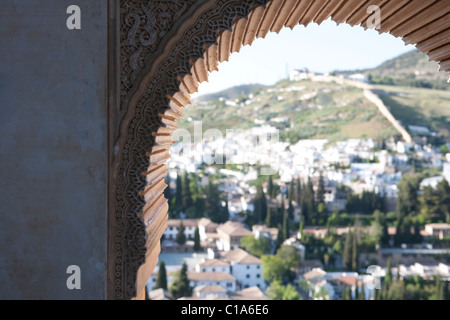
[186,78,399,143]
[193,84,267,104]
[338,50,449,90]
[184,50,450,144]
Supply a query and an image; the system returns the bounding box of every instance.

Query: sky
[193,19,415,97]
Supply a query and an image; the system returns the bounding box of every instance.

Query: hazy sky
[194,19,415,97]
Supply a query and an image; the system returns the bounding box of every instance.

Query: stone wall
[0,0,108,299]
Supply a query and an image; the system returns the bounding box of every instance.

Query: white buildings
[424,223,450,239]
[221,248,266,290]
[164,219,199,241]
[216,221,252,252]
[188,271,237,292]
[198,218,218,242]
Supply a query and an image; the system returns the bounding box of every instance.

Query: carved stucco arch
[109,0,450,299]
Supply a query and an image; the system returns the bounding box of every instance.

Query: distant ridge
[336,50,449,90]
[193,84,267,103]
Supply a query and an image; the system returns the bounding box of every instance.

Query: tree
[176,221,186,245]
[385,257,393,290]
[193,227,202,252]
[181,171,193,211]
[282,196,288,241]
[436,179,450,223]
[288,180,295,220]
[261,245,300,283]
[240,235,271,258]
[373,210,389,247]
[275,224,284,252]
[317,172,325,205]
[169,262,192,299]
[261,254,286,283]
[265,205,272,228]
[267,280,300,300]
[301,177,316,224]
[204,180,222,223]
[343,231,353,271]
[175,173,183,212]
[268,175,274,199]
[295,178,302,205]
[253,184,267,224]
[156,261,168,290]
[396,173,422,218]
[352,227,359,271]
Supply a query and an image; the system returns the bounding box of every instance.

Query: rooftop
[221,248,262,265]
[188,271,236,282]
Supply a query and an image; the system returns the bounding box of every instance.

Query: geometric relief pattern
[115,0,270,299]
[114,0,450,299]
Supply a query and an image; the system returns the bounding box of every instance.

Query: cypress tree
[343,230,353,271]
[156,261,168,290]
[194,227,202,252]
[170,262,192,299]
[176,221,186,245]
[254,184,267,224]
[295,178,302,204]
[265,205,272,228]
[317,172,325,205]
[275,224,284,251]
[385,257,392,290]
[182,171,193,211]
[282,196,288,241]
[268,175,274,199]
[175,173,183,212]
[352,231,358,271]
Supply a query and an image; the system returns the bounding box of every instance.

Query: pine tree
[194,227,202,252]
[156,261,168,290]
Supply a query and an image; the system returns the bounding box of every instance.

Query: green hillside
[186,79,399,143]
[183,50,450,144]
[337,50,449,90]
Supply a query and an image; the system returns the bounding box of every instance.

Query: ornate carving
[114,0,270,299]
[120,0,197,105]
